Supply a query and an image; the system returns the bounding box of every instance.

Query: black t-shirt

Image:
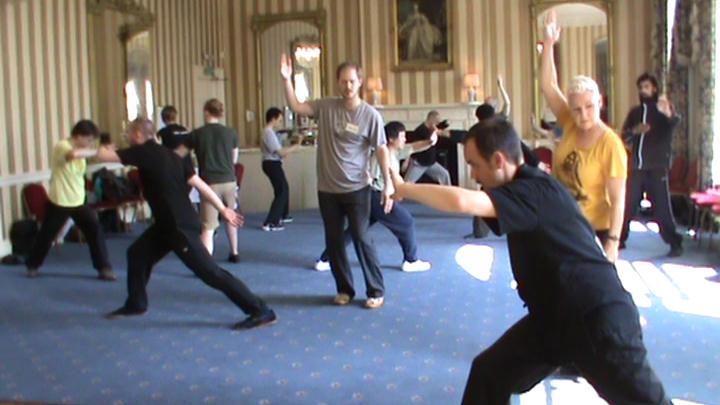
[186,123,239,184]
[157,123,189,150]
[411,123,437,166]
[483,165,631,322]
[117,141,201,232]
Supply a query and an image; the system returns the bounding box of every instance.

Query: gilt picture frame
[393,0,452,71]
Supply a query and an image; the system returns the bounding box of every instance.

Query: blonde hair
[567,75,601,104]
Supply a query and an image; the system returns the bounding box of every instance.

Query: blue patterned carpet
[0,204,718,404]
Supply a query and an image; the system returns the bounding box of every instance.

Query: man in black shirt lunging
[97,118,276,330]
[620,73,683,257]
[404,110,451,186]
[392,118,669,405]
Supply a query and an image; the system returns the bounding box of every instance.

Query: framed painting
[393,0,452,71]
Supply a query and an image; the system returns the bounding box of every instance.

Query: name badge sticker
[345,123,360,134]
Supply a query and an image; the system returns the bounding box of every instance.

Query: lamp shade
[367,77,383,91]
[464,73,480,88]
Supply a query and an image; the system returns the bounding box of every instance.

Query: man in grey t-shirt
[281,55,393,309]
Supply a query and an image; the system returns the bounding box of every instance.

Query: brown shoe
[98,268,117,281]
[333,293,351,305]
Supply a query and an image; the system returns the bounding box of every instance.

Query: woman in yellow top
[540,10,627,263]
[25,120,115,280]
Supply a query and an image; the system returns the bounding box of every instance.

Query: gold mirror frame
[530,0,615,125]
[87,0,154,144]
[251,10,328,135]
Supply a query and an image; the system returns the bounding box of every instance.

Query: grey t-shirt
[261,127,282,161]
[309,98,386,193]
[187,123,238,184]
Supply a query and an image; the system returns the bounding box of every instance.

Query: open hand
[657,94,673,117]
[389,169,406,201]
[222,208,245,227]
[543,9,561,45]
[280,53,293,80]
[382,182,395,213]
[633,123,651,134]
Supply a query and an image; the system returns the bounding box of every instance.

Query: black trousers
[26,201,111,272]
[320,189,418,262]
[262,160,289,225]
[123,224,267,315]
[461,303,670,405]
[621,168,682,247]
[318,187,384,298]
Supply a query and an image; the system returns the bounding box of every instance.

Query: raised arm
[281,53,314,117]
[391,170,496,218]
[497,75,511,117]
[540,9,570,120]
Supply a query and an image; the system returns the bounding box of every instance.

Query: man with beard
[281,56,393,309]
[619,73,683,256]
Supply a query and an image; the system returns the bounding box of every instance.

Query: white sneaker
[314,260,330,272]
[364,296,384,309]
[402,259,431,272]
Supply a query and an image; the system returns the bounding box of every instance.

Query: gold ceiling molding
[87,0,155,41]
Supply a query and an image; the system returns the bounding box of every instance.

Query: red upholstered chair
[533,147,553,170]
[22,183,50,223]
[234,163,244,189]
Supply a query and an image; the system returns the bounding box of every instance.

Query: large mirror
[88,0,154,145]
[531,1,615,125]
[252,11,327,138]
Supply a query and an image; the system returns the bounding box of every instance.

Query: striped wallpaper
[558,25,608,93]
[0,0,92,244]
[0,0,656,249]
[259,20,320,114]
[226,0,363,147]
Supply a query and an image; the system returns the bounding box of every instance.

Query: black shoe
[98,268,117,281]
[228,253,240,263]
[105,306,147,320]
[232,309,277,330]
[281,216,294,224]
[26,267,39,278]
[668,244,683,257]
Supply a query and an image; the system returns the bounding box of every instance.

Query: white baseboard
[0,238,10,257]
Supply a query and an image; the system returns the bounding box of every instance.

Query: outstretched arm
[540,9,570,120]
[281,53,314,117]
[95,145,122,163]
[391,170,496,218]
[187,174,244,227]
